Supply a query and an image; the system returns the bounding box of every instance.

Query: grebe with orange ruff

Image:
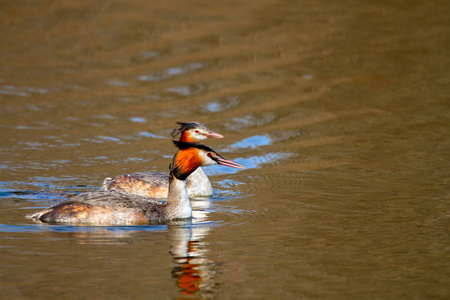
[27,141,244,225]
[102,122,223,198]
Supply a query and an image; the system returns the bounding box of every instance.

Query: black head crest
[173,140,215,153]
[171,121,209,138]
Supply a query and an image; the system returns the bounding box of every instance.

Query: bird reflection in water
[168,223,217,298]
[54,206,218,299]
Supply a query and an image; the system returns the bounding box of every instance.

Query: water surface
[1,0,449,299]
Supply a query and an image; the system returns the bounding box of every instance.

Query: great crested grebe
[102,122,223,198]
[27,141,244,225]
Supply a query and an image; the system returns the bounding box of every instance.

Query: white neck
[186,167,213,197]
[165,176,192,219]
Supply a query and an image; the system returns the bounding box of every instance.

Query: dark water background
[1,0,449,299]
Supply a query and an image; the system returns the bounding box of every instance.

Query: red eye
[195,130,200,134]
[207,153,212,157]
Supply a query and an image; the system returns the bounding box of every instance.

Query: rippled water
[1,0,449,299]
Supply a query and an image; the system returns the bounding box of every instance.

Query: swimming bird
[27,141,244,225]
[102,122,223,198]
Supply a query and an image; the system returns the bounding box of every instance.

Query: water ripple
[224,135,271,152]
[0,223,167,234]
[129,117,147,123]
[203,96,241,113]
[225,113,275,130]
[138,62,205,82]
[0,85,50,97]
[166,84,205,97]
[139,132,167,139]
[214,179,245,199]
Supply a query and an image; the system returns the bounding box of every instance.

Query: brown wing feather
[27,191,166,225]
[102,172,170,198]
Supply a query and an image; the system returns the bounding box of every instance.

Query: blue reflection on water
[224,135,271,152]
[139,131,166,139]
[0,223,168,233]
[138,62,205,82]
[97,135,121,142]
[206,102,221,112]
[130,117,147,123]
[0,220,222,234]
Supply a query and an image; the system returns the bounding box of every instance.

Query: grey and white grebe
[27,141,244,225]
[102,122,223,198]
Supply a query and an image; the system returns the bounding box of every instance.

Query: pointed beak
[215,157,245,169]
[203,131,224,139]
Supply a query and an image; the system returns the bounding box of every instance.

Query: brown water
[1,0,449,299]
